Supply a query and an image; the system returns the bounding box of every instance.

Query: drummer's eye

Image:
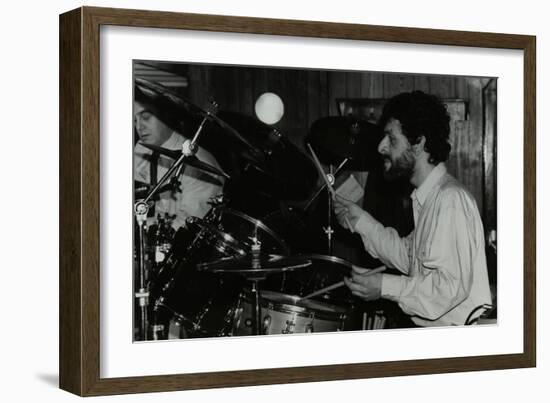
[140,112,152,120]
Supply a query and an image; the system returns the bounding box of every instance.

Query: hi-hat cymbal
[198,254,312,276]
[139,143,230,179]
[307,116,383,171]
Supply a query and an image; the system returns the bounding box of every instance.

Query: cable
[464,304,494,325]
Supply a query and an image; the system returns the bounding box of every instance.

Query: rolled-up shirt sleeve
[380,193,476,321]
[354,212,412,274]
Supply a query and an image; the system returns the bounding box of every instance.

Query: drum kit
[134,78,386,340]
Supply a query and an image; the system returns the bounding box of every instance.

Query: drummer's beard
[381,146,416,182]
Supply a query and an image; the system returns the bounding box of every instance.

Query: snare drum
[232,290,347,335]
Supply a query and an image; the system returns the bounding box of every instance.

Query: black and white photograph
[2,0,546,400]
[132,61,497,341]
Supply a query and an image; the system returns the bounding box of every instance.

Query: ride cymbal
[307,116,383,171]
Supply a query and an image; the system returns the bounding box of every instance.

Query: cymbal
[135,78,262,157]
[307,116,383,171]
[136,79,318,201]
[208,111,319,201]
[198,254,312,275]
[139,143,230,179]
[298,254,355,273]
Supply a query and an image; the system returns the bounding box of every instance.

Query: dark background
[135,61,497,233]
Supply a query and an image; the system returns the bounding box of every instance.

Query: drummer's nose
[378,135,389,155]
[135,116,144,132]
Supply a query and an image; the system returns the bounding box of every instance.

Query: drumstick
[306,143,354,232]
[299,281,345,300]
[299,265,386,300]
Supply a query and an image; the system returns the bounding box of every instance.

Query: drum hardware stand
[247,240,266,336]
[150,312,165,341]
[218,305,239,337]
[134,202,150,341]
[324,165,336,255]
[133,101,219,340]
[166,162,185,195]
[303,157,349,211]
[306,143,350,255]
[201,194,228,225]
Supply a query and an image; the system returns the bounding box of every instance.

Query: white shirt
[354,163,492,326]
[134,132,224,229]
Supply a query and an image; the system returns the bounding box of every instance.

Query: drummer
[134,85,224,230]
[334,91,492,327]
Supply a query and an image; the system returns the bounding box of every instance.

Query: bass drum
[156,208,290,338]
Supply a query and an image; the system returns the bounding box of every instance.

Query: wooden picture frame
[59,6,536,396]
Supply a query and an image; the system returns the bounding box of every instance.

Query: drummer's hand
[344,266,383,301]
[333,195,363,231]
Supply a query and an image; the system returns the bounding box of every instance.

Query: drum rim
[192,220,248,255]
[244,289,348,316]
[296,253,354,269]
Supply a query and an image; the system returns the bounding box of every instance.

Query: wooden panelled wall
[185,64,496,231]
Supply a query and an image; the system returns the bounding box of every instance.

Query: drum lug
[231,301,244,334]
[151,324,165,340]
[263,315,272,334]
[282,319,296,334]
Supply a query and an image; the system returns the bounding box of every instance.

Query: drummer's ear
[412,136,426,156]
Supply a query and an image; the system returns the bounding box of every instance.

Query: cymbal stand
[247,242,265,336]
[303,157,348,211]
[306,144,349,254]
[134,204,149,340]
[325,165,335,254]
[181,101,218,157]
[133,102,218,340]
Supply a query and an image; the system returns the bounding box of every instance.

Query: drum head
[259,290,346,316]
[298,297,347,314]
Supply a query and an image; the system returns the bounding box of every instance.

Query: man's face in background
[134,101,173,146]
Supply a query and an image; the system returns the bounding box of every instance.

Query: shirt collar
[135,131,183,154]
[411,163,447,207]
[161,131,183,149]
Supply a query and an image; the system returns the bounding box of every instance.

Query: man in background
[134,85,224,230]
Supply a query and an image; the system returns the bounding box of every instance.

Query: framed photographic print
[59,6,536,396]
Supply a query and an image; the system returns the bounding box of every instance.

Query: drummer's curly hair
[379,91,451,164]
